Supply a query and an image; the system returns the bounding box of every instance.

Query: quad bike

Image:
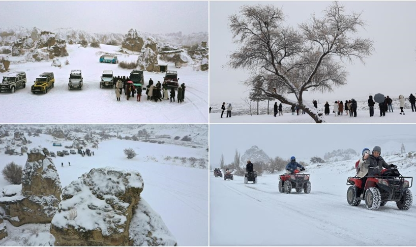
[224,172,233,180]
[244,171,257,184]
[278,169,311,194]
[214,168,222,178]
[346,166,413,210]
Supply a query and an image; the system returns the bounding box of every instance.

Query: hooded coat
[399,95,405,107]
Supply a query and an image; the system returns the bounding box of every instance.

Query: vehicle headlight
[404,180,410,188]
[290,175,295,180]
[304,175,309,180]
[377,179,389,186]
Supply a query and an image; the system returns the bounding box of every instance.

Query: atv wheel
[365,187,381,210]
[284,180,292,194]
[304,181,311,194]
[347,185,361,206]
[278,180,284,193]
[231,176,233,180]
[244,177,248,184]
[396,189,413,210]
[253,177,257,184]
[380,201,387,207]
[224,176,226,180]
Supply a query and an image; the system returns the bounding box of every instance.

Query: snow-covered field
[0,125,208,246]
[0,44,208,123]
[210,99,416,123]
[210,156,416,246]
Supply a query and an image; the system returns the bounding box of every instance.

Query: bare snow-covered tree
[233,150,241,170]
[228,2,374,123]
[401,143,406,154]
[124,148,136,159]
[220,154,225,169]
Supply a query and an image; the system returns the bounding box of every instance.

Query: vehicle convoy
[99,54,118,64]
[214,168,222,177]
[0,71,26,93]
[130,70,144,87]
[347,166,413,210]
[163,71,179,89]
[31,72,54,94]
[100,70,114,88]
[278,169,311,194]
[244,171,257,184]
[68,70,83,90]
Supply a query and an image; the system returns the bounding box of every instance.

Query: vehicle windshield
[165,74,177,80]
[102,77,113,82]
[130,73,143,82]
[35,78,47,85]
[2,77,15,83]
[70,74,81,79]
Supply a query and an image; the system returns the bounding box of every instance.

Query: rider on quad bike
[214,168,222,177]
[347,146,413,210]
[279,156,311,194]
[244,160,257,184]
[224,168,233,180]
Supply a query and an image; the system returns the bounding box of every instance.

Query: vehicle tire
[231,176,233,180]
[278,180,284,193]
[11,86,15,93]
[284,180,292,194]
[244,177,248,184]
[100,84,102,88]
[224,176,226,180]
[396,189,413,210]
[23,83,26,88]
[380,201,387,207]
[253,177,257,184]
[365,187,381,210]
[347,185,361,206]
[304,181,311,194]
[44,89,46,94]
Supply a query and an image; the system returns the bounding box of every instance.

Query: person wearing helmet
[363,146,391,176]
[246,160,254,173]
[285,156,305,174]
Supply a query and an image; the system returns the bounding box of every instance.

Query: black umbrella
[374,93,385,103]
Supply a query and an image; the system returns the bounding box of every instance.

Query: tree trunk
[257,101,259,115]
[267,100,270,115]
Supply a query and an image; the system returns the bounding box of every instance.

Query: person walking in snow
[115,86,121,101]
[181,83,186,102]
[409,93,416,112]
[291,105,295,115]
[368,95,375,117]
[170,87,176,103]
[338,101,344,115]
[221,102,226,118]
[313,100,318,108]
[379,101,386,117]
[148,84,154,101]
[344,100,349,116]
[324,101,330,115]
[226,103,232,118]
[386,96,393,112]
[399,95,405,115]
[278,103,283,116]
[351,99,358,117]
[126,84,131,100]
[136,86,142,102]
[177,87,183,103]
[116,79,123,95]
[274,102,278,117]
[333,101,338,116]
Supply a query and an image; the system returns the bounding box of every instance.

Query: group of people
[114,77,186,103]
[220,102,233,118]
[273,102,283,117]
[243,157,305,175]
[324,99,358,117]
[367,94,416,117]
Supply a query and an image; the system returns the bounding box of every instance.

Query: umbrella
[374,93,385,103]
[127,80,133,84]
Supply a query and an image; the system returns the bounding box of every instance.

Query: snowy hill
[240,145,270,167]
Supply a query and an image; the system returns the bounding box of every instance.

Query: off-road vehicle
[100,70,114,88]
[68,70,83,90]
[31,72,54,94]
[214,168,222,177]
[163,71,179,89]
[244,171,257,184]
[130,70,144,87]
[347,166,413,210]
[100,54,118,64]
[57,151,64,157]
[0,72,26,93]
[278,169,311,194]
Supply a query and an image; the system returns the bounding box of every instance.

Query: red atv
[224,171,233,181]
[346,166,413,210]
[278,169,311,194]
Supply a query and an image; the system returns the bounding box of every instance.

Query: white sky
[210,124,416,164]
[0,1,207,35]
[210,1,416,104]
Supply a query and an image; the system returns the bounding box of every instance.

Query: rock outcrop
[0,218,7,240]
[0,151,62,227]
[50,168,176,246]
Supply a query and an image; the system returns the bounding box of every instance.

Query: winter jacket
[364,155,390,176]
[227,104,232,111]
[399,95,405,107]
[279,103,282,111]
[246,162,254,173]
[115,87,120,98]
[137,87,142,96]
[386,97,392,105]
[338,101,343,112]
[221,104,226,111]
[368,96,375,107]
[344,101,349,111]
[170,88,176,97]
[351,100,357,110]
[274,103,278,113]
[356,157,368,178]
[333,103,338,112]
[324,103,330,114]
[285,161,304,173]
[409,94,416,104]
[148,85,154,97]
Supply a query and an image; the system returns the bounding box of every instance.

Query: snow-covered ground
[210,99,416,123]
[0,44,208,123]
[210,156,416,246]
[0,125,208,246]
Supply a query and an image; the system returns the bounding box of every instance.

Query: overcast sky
[210,124,416,165]
[0,1,207,34]
[210,1,416,105]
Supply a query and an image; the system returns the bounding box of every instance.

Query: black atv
[224,172,233,180]
[244,171,257,184]
[214,168,222,178]
[346,166,413,210]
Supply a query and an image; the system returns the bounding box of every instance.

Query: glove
[300,167,305,171]
[390,164,397,169]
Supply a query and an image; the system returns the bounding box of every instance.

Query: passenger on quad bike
[363,146,391,176]
[246,160,253,173]
[285,156,305,174]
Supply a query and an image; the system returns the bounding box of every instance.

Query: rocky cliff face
[0,150,62,227]
[240,145,271,168]
[50,168,176,246]
[0,218,7,240]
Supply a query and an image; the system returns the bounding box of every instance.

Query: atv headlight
[377,179,389,186]
[290,175,295,180]
[304,175,309,180]
[404,180,410,188]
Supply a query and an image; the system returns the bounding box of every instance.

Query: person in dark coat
[221,102,225,118]
[137,86,142,102]
[368,95,375,117]
[363,146,391,176]
[126,84,131,100]
[324,101,330,115]
[149,78,154,86]
[386,96,393,112]
[177,87,183,103]
[170,87,176,102]
[285,156,305,174]
[313,100,318,108]
[339,101,344,115]
[246,160,254,173]
[344,100,349,115]
[409,94,416,112]
[273,102,278,117]
[278,103,283,116]
[351,99,357,117]
[209,107,212,113]
[181,83,186,102]
[131,84,135,98]
[291,105,295,115]
[379,101,386,117]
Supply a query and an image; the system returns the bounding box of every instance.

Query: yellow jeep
[31,72,54,94]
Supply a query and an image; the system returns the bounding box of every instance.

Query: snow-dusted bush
[310,156,325,163]
[2,162,22,184]
[124,148,136,159]
[118,61,137,69]
[0,57,10,71]
[181,136,192,141]
[51,58,61,67]
[90,41,100,48]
